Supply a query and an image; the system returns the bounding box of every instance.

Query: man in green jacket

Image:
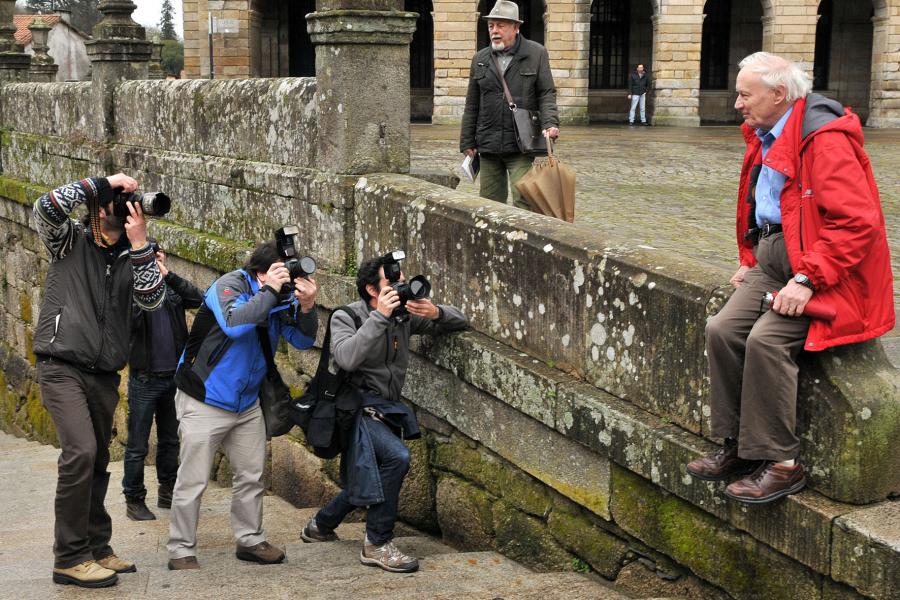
[460,0,560,210]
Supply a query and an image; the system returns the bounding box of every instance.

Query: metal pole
[208,11,214,79]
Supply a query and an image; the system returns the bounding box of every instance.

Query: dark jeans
[37,359,120,568]
[315,417,410,546]
[123,372,179,500]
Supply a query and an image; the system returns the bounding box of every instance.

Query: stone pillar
[0,0,33,82]
[28,17,58,83]
[766,0,816,77]
[85,1,152,140]
[308,1,417,174]
[867,12,900,128]
[149,41,165,79]
[650,7,702,127]
[432,0,478,125]
[545,0,590,125]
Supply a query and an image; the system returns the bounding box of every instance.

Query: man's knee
[383,443,411,473]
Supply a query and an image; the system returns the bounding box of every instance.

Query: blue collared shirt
[754,106,793,226]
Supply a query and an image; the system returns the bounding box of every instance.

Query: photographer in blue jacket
[166,240,318,570]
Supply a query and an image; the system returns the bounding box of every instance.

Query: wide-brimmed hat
[482,0,523,24]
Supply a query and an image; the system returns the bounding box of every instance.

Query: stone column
[149,41,165,79]
[544,0,590,125]
[766,0,816,77]
[867,12,900,128]
[650,9,702,127]
[432,0,478,125]
[307,1,417,174]
[0,0,32,82]
[28,17,58,83]
[85,1,152,140]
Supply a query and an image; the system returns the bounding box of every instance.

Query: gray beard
[491,40,505,51]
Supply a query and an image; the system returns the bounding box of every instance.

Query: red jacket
[736,95,895,351]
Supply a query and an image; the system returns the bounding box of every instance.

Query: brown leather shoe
[686,441,761,481]
[235,541,285,564]
[725,461,806,504]
[167,556,200,570]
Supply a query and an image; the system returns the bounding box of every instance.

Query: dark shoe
[53,560,118,588]
[126,498,156,521]
[96,554,136,573]
[725,461,806,504]
[300,518,338,543]
[360,540,419,573]
[168,556,200,570]
[157,484,173,509]
[235,541,285,564]
[686,440,761,481]
[641,121,650,126]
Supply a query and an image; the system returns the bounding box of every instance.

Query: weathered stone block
[547,507,629,579]
[397,436,438,532]
[269,435,342,509]
[610,465,821,600]
[492,499,575,572]
[831,502,900,600]
[435,475,495,551]
[432,433,553,518]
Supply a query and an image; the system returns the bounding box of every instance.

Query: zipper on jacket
[49,310,62,345]
[90,264,112,370]
[799,204,804,252]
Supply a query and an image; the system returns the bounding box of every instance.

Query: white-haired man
[686,52,894,503]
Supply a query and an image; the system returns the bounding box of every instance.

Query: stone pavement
[0,432,633,600]
[412,123,900,360]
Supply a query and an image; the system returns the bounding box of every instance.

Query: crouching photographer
[32,174,166,588]
[167,232,318,570]
[300,251,468,573]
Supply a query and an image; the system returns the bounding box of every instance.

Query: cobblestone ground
[412,124,900,337]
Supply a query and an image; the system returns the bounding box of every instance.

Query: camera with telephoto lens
[381,250,431,324]
[111,190,171,219]
[275,225,316,295]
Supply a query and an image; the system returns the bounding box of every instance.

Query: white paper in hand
[461,154,480,182]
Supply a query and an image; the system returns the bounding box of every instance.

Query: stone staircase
[0,432,634,599]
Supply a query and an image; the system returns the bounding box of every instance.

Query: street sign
[216,18,240,34]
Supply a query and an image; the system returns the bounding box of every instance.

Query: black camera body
[381,250,431,324]
[275,225,316,295]
[111,190,171,219]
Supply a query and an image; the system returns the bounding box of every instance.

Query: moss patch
[492,499,575,572]
[547,508,628,579]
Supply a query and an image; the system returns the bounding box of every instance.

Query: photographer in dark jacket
[300,255,467,573]
[123,242,205,521]
[460,0,559,210]
[32,174,165,588]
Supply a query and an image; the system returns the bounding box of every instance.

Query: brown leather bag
[492,54,547,155]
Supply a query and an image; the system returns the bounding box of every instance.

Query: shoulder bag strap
[256,325,277,376]
[491,54,516,110]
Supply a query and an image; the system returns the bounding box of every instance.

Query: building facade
[183,0,900,127]
[14,12,91,82]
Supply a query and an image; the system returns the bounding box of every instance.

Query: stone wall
[1,71,898,600]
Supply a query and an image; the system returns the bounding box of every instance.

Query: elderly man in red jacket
[686,52,894,504]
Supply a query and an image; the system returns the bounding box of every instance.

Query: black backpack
[291,306,363,459]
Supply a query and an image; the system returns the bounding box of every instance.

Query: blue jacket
[175,269,317,413]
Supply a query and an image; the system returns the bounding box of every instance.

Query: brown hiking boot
[686,440,761,481]
[52,560,118,588]
[360,539,419,573]
[235,541,285,564]
[300,517,338,543]
[96,554,136,573]
[725,461,806,504]
[167,556,200,570]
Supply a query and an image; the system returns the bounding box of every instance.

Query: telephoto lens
[112,191,171,218]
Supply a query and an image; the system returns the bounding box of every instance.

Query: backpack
[291,306,363,459]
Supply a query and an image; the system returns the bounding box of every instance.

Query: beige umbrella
[514,137,575,223]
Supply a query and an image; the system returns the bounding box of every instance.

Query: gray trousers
[705,233,810,462]
[38,359,120,568]
[167,390,267,559]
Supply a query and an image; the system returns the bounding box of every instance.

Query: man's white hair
[738,52,812,103]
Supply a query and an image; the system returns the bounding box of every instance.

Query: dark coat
[629,71,649,95]
[129,271,205,373]
[460,35,559,155]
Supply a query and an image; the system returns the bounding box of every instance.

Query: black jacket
[629,71,650,95]
[460,35,559,155]
[129,272,205,373]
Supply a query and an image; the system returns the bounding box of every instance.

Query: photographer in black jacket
[123,242,205,521]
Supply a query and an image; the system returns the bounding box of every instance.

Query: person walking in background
[460,0,559,210]
[123,241,204,522]
[628,64,650,126]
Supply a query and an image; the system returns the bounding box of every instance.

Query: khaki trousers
[705,233,810,462]
[479,152,534,210]
[167,390,267,559]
